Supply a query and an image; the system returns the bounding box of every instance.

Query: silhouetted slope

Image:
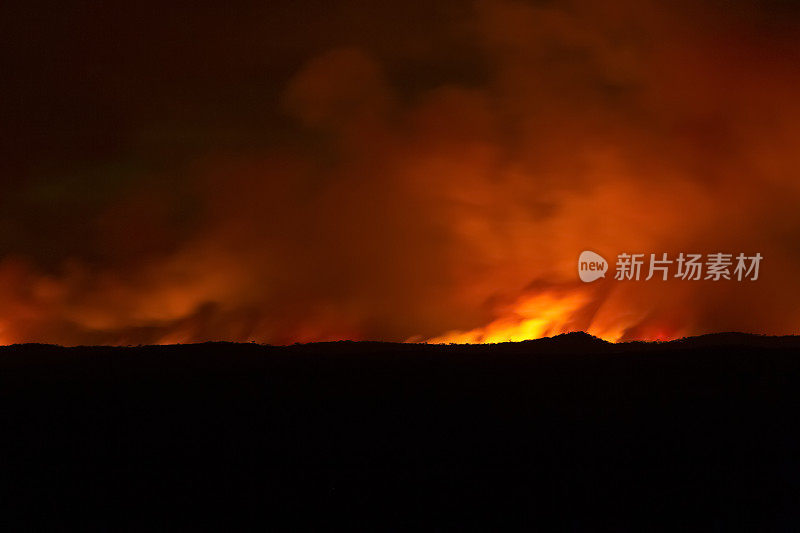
[1,333,800,530]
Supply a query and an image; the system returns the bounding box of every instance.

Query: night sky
[2,0,800,345]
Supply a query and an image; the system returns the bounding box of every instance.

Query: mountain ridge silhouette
[1,330,800,529]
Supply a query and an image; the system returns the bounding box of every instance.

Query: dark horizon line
[3,330,799,350]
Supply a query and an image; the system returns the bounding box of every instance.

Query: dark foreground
[2,333,800,530]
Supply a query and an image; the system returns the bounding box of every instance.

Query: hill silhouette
[2,332,800,530]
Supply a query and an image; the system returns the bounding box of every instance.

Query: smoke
[2,0,800,344]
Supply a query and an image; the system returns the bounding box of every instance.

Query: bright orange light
[425,290,627,344]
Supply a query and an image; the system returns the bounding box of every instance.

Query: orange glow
[427,291,596,344]
[1,1,799,346]
[423,288,667,345]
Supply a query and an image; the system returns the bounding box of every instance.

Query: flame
[424,289,635,344]
[1,0,799,346]
[427,291,586,343]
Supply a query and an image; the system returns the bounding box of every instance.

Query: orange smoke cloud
[2,0,800,345]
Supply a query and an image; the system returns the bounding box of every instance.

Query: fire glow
[2,0,800,346]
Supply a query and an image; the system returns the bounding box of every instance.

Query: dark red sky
[1,0,800,345]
